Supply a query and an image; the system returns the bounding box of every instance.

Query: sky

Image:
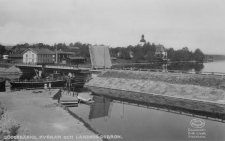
[0,0,224,54]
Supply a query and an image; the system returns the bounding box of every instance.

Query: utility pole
[104,46,105,70]
[56,44,58,64]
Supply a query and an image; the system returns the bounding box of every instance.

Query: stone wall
[88,86,225,115]
[85,70,225,114]
[99,70,225,89]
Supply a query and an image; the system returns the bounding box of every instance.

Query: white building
[155,44,167,60]
[21,48,55,64]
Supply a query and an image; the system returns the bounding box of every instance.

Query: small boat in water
[9,79,66,87]
[0,79,6,88]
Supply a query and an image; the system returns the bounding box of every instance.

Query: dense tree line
[0,41,210,63]
[167,47,205,62]
[111,43,205,62]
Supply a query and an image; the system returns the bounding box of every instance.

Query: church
[139,34,146,46]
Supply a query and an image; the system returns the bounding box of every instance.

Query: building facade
[155,44,167,60]
[55,50,75,63]
[22,48,55,64]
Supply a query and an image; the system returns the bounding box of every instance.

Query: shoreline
[57,102,107,141]
[0,89,102,141]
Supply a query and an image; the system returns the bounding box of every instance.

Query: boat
[77,95,94,104]
[9,79,66,87]
[0,79,6,88]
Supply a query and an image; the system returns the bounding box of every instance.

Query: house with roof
[3,50,14,59]
[3,47,27,61]
[7,47,27,62]
[55,50,75,63]
[12,47,27,54]
[8,54,23,62]
[3,50,14,55]
[155,44,167,60]
[21,48,55,64]
[111,57,117,64]
[68,56,86,64]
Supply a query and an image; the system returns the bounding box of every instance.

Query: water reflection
[89,94,225,122]
[3,79,225,141]
[68,89,225,141]
[89,96,112,120]
[167,63,204,71]
[0,88,6,92]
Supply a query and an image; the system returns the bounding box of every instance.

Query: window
[32,54,34,58]
[32,59,34,62]
[26,54,28,58]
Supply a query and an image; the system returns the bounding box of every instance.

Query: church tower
[139,34,146,46]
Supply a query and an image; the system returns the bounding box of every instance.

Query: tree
[132,50,145,62]
[69,43,74,47]
[145,50,155,62]
[119,48,131,59]
[167,48,175,61]
[193,48,204,62]
[0,44,6,55]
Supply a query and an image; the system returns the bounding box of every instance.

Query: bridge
[15,63,91,73]
[1,62,225,79]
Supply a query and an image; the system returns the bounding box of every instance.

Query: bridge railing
[14,62,91,70]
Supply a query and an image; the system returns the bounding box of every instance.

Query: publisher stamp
[188,118,206,139]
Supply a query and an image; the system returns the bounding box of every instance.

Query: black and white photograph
[0,0,225,141]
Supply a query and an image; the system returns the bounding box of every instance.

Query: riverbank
[0,89,102,141]
[86,70,225,114]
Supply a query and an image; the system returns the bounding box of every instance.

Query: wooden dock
[60,91,79,107]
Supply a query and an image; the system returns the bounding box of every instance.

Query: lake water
[1,61,225,140]
[113,60,225,73]
[68,92,225,141]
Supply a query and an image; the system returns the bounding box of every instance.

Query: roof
[15,50,25,54]
[55,50,75,55]
[69,56,85,60]
[3,50,14,55]
[156,45,166,52]
[8,54,23,58]
[12,47,27,54]
[22,48,54,55]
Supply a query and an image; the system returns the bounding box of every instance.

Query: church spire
[140,34,146,42]
[139,34,146,46]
